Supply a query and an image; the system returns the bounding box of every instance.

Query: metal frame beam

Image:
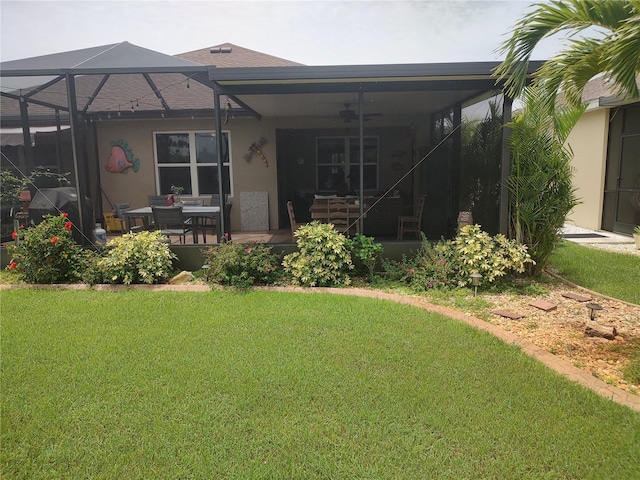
[143,73,171,111]
[82,74,110,113]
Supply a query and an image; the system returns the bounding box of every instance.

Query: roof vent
[210,47,232,54]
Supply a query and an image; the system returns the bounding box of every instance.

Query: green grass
[2,289,639,479]
[549,241,640,305]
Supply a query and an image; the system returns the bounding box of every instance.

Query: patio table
[123,205,221,243]
[310,201,364,235]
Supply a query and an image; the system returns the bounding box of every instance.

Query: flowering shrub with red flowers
[204,240,282,288]
[6,213,87,283]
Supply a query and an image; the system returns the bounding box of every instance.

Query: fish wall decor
[106,140,140,174]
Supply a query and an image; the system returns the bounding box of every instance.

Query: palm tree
[494,0,640,109]
[508,86,584,275]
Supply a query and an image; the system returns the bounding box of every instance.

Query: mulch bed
[481,282,639,395]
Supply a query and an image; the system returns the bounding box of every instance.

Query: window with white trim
[153,131,232,196]
[316,136,378,193]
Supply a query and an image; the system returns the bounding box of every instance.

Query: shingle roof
[554,74,640,108]
[175,43,303,68]
[578,74,640,103]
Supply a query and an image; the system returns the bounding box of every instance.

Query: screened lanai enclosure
[1,42,541,246]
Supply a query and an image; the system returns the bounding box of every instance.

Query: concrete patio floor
[561,224,639,256]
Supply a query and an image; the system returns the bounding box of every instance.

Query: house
[564,75,640,236]
[1,42,541,244]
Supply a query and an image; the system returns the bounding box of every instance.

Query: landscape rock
[169,271,194,285]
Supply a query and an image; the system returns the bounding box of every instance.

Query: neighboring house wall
[565,108,609,230]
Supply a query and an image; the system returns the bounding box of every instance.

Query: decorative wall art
[243,137,268,167]
[105,140,140,174]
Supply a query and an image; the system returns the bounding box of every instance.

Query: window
[154,131,231,196]
[316,136,378,192]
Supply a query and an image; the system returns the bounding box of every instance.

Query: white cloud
[1,0,563,65]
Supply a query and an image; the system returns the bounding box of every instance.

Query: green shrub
[381,227,533,292]
[92,230,176,284]
[204,241,281,288]
[409,238,456,290]
[6,213,84,283]
[348,233,383,279]
[380,236,455,291]
[508,86,583,275]
[381,255,416,283]
[283,221,353,287]
[436,224,534,287]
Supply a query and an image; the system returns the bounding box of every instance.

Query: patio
[1,42,544,249]
[105,228,293,245]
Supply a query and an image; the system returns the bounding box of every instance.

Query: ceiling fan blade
[336,102,382,123]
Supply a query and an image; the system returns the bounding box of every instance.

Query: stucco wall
[94,115,429,232]
[565,108,609,230]
[95,117,281,230]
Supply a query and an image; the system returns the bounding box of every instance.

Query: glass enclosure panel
[348,165,377,190]
[623,105,640,134]
[317,138,346,165]
[33,132,61,167]
[619,136,640,189]
[197,166,231,194]
[434,117,444,142]
[349,137,378,164]
[616,191,640,224]
[195,132,229,163]
[156,134,189,164]
[443,110,455,135]
[158,167,192,194]
[459,94,504,234]
[317,165,345,191]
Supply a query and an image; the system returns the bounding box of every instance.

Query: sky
[0,0,567,66]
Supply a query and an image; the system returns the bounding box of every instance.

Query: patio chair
[148,195,169,206]
[180,199,205,240]
[397,195,426,240]
[114,202,144,233]
[151,205,192,244]
[206,194,232,242]
[287,201,305,238]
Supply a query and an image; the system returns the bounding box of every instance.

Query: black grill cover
[29,187,94,244]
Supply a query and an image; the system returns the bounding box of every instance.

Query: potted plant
[634,226,640,250]
[170,185,184,204]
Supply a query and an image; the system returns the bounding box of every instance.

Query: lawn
[2,289,639,479]
[549,241,640,305]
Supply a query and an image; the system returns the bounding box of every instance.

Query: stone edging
[2,282,638,412]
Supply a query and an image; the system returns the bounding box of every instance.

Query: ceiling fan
[338,103,382,123]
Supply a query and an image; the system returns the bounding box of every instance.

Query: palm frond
[494,0,638,103]
[604,12,640,99]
